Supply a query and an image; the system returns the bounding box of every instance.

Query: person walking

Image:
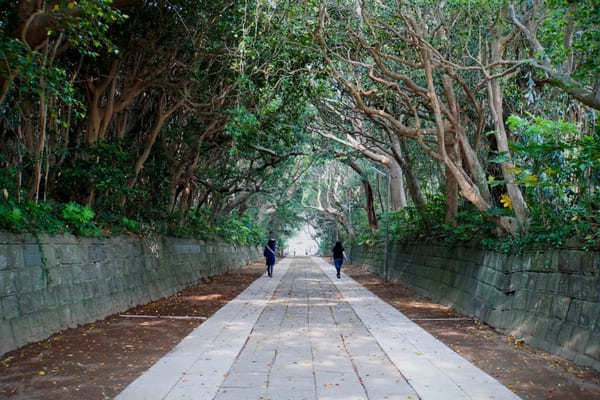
[332,241,346,279]
[264,238,277,277]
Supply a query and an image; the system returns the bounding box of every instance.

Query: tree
[314,0,532,234]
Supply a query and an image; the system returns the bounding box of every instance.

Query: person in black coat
[332,241,346,279]
[264,239,276,277]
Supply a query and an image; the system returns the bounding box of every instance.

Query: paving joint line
[338,332,371,400]
[322,261,422,400]
[306,265,319,400]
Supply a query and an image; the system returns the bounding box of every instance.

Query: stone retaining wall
[0,233,261,356]
[352,243,600,371]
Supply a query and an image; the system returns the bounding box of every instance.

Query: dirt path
[343,264,600,400]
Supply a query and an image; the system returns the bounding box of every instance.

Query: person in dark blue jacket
[264,238,277,277]
[332,241,346,279]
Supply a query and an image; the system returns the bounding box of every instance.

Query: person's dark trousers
[334,258,343,278]
[267,264,274,277]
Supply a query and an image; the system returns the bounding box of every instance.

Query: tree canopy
[1,0,598,251]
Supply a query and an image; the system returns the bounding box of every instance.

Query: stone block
[23,244,42,268]
[516,315,537,336]
[13,269,35,294]
[569,276,598,300]
[581,252,600,276]
[484,252,508,271]
[544,319,562,345]
[70,264,85,283]
[47,265,69,287]
[552,296,571,321]
[566,299,583,323]
[10,315,33,345]
[558,347,577,361]
[69,283,84,301]
[506,272,523,293]
[0,321,15,355]
[558,250,586,274]
[487,309,506,329]
[89,246,106,263]
[0,232,19,245]
[68,302,86,326]
[557,323,576,346]
[38,290,58,310]
[468,296,492,320]
[512,290,528,310]
[56,244,87,264]
[531,250,558,272]
[523,273,537,291]
[576,276,598,301]
[39,245,58,268]
[26,312,49,341]
[585,332,600,361]
[454,247,470,261]
[494,271,510,291]
[566,327,591,354]
[0,270,16,297]
[0,245,24,270]
[557,274,570,296]
[49,285,71,306]
[533,317,553,338]
[531,274,549,293]
[506,254,526,273]
[536,297,553,316]
[1,295,20,320]
[545,273,561,294]
[18,292,38,315]
[577,301,599,328]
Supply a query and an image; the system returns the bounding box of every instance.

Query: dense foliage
[1,0,599,252]
[1,0,321,245]
[305,0,599,251]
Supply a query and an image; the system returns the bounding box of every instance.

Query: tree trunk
[27,81,48,202]
[389,160,407,210]
[457,127,492,204]
[488,34,530,233]
[392,136,426,209]
[120,95,183,208]
[420,43,518,235]
[347,159,378,232]
[445,143,459,224]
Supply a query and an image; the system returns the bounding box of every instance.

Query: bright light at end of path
[286,224,319,257]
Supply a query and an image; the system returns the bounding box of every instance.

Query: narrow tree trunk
[27,82,47,202]
[392,137,426,209]
[445,143,460,224]
[347,159,378,232]
[363,179,378,232]
[457,127,492,204]
[488,32,530,233]
[389,160,407,210]
[120,95,183,208]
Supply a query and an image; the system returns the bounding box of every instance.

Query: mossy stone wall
[0,233,260,356]
[352,243,600,371]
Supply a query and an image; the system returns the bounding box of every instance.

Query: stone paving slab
[115,258,291,400]
[313,257,521,400]
[117,257,521,400]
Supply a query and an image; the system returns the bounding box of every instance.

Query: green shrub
[0,203,26,231]
[120,217,140,233]
[61,202,100,236]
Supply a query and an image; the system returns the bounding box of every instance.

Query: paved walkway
[116,257,521,400]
